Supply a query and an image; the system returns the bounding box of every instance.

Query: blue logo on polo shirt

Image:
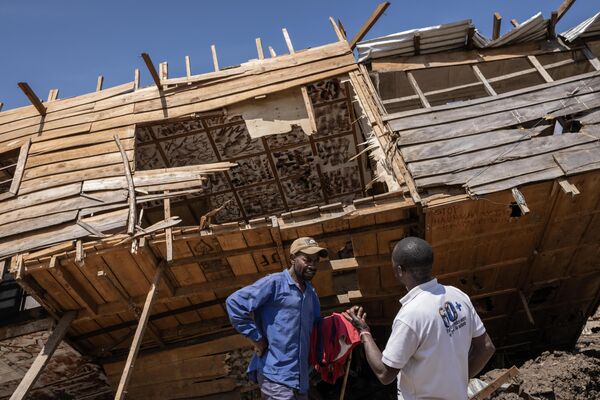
[439,301,467,336]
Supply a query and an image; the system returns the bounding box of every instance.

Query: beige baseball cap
[290,237,328,258]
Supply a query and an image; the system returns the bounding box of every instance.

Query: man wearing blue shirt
[226,237,328,400]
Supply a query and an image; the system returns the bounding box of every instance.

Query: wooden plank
[134,69,140,90]
[395,89,600,145]
[349,2,390,49]
[0,182,82,215]
[268,46,277,58]
[47,89,59,102]
[492,12,502,40]
[0,210,79,239]
[97,76,104,92]
[114,134,136,235]
[555,0,576,23]
[470,366,519,400]
[163,196,173,263]
[282,28,294,53]
[407,127,600,178]
[185,56,192,78]
[54,265,98,315]
[470,167,564,195]
[510,19,520,28]
[141,53,161,88]
[255,38,264,60]
[406,72,430,108]
[114,265,163,400]
[582,45,600,71]
[553,144,600,175]
[29,125,135,155]
[413,33,421,56]
[300,86,318,133]
[17,82,46,116]
[19,164,126,195]
[527,55,553,83]
[329,17,345,42]
[9,139,31,194]
[0,208,128,259]
[9,311,76,400]
[211,45,219,71]
[401,128,533,163]
[27,139,134,169]
[471,65,497,96]
[385,70,600,127]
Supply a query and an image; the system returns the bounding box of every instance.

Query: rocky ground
[483,309,600,400]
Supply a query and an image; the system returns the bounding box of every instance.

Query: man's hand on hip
[251,337,268,356]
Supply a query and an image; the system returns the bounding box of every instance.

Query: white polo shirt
[382,278,485,400]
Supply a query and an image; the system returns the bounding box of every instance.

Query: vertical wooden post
[114,266,163,400]
[211,45,220,71]
[134,68,140,90]
[10,311,76,400]
[163,194,173,263]
[96,75,104,92]
[268,46,277,58]
[492,12,502,40]
[185,56,192,78]
[255,38,264,60]
[282,28,294,53]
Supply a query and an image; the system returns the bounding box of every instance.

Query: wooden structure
[1,2,599,398]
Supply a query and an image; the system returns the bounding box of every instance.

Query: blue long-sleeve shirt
[225,269,320,394]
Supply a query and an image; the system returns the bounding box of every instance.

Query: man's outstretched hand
[343,306,370,333]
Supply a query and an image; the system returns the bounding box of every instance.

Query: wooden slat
[114,265,163,400]
[9,139,31,195]
[97,76,104,92]
[185,56,192,78]
[582,45,600,71]
[255,38,264,60]
[406,72,430,108]
[211,45,219,72]
[349,2,390,49]
[527,55,553,83]
[401,128,534,163]
[408,127,600,178]
[329,17,345,42]
[9,311,76,400]
[282,28,294,54]
[0,210,79,239]
[553,144,600,175]
[141,53,161,88]
[54,265,98,315]
[555,0,576,23]
[17,82,46,116]
[492,12,502,40]
[471,65,497,96]
[300,86,318,133]
[0,182,82,215]
[114,134,136,235]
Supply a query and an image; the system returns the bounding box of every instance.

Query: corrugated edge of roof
[561,12,600,42]
[484,12,547,48]
[356,20,475,62]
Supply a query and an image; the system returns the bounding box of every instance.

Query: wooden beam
[255,38,265,60]
[210,45,219,71]
[329,17,346,42]
[466,27,475,50]
[163,195,173,263]
[413,33,421,56]
[141,247,175,296]
[337,19,347,40]
[406,72,430,108]
[268,46,277,58]
[96,75,104,92]
[557,178,580,197]
[47,88,59,102]
[349,2,390,49]
[511,187,530,215]
[54,266,98,315]
[527,55,553,82]
[75,240,85,266]
[510,19,520,28]
[492,12,502,40]
[17,82,46,116]
[9,139,31,195]
[471,65,497,96]
[114,265,163,400]
[470,366,520,400]
[518,291,535,325]
[9,311,76,400]
[300,86,318,133]
[582,45,600,71]
[282,28,294,54]
[159,62,168,81]
[114,135,136,235]
[134,68,140,90]
[548,11,558,39]
[185,56,192,78]
[555,0,576,23]
[140,53,161,89]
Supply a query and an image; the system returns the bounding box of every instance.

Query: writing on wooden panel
[281,172,323,206]
[228,155,274,187]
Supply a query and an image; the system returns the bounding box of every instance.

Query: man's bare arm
[344,306,399,385]
[468,332,495,378]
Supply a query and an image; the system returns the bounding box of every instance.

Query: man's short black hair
[392,237,433,282]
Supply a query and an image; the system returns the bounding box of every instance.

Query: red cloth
[310,313,361,384]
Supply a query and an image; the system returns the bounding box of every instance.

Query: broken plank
[0,210,79,239]
[0,182,83,215]
[9,311,76,400]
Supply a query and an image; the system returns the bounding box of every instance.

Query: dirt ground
[483,308,600,400]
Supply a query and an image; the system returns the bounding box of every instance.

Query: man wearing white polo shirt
[344,237,495,399]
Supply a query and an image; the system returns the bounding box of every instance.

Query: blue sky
[0,1,597,110]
